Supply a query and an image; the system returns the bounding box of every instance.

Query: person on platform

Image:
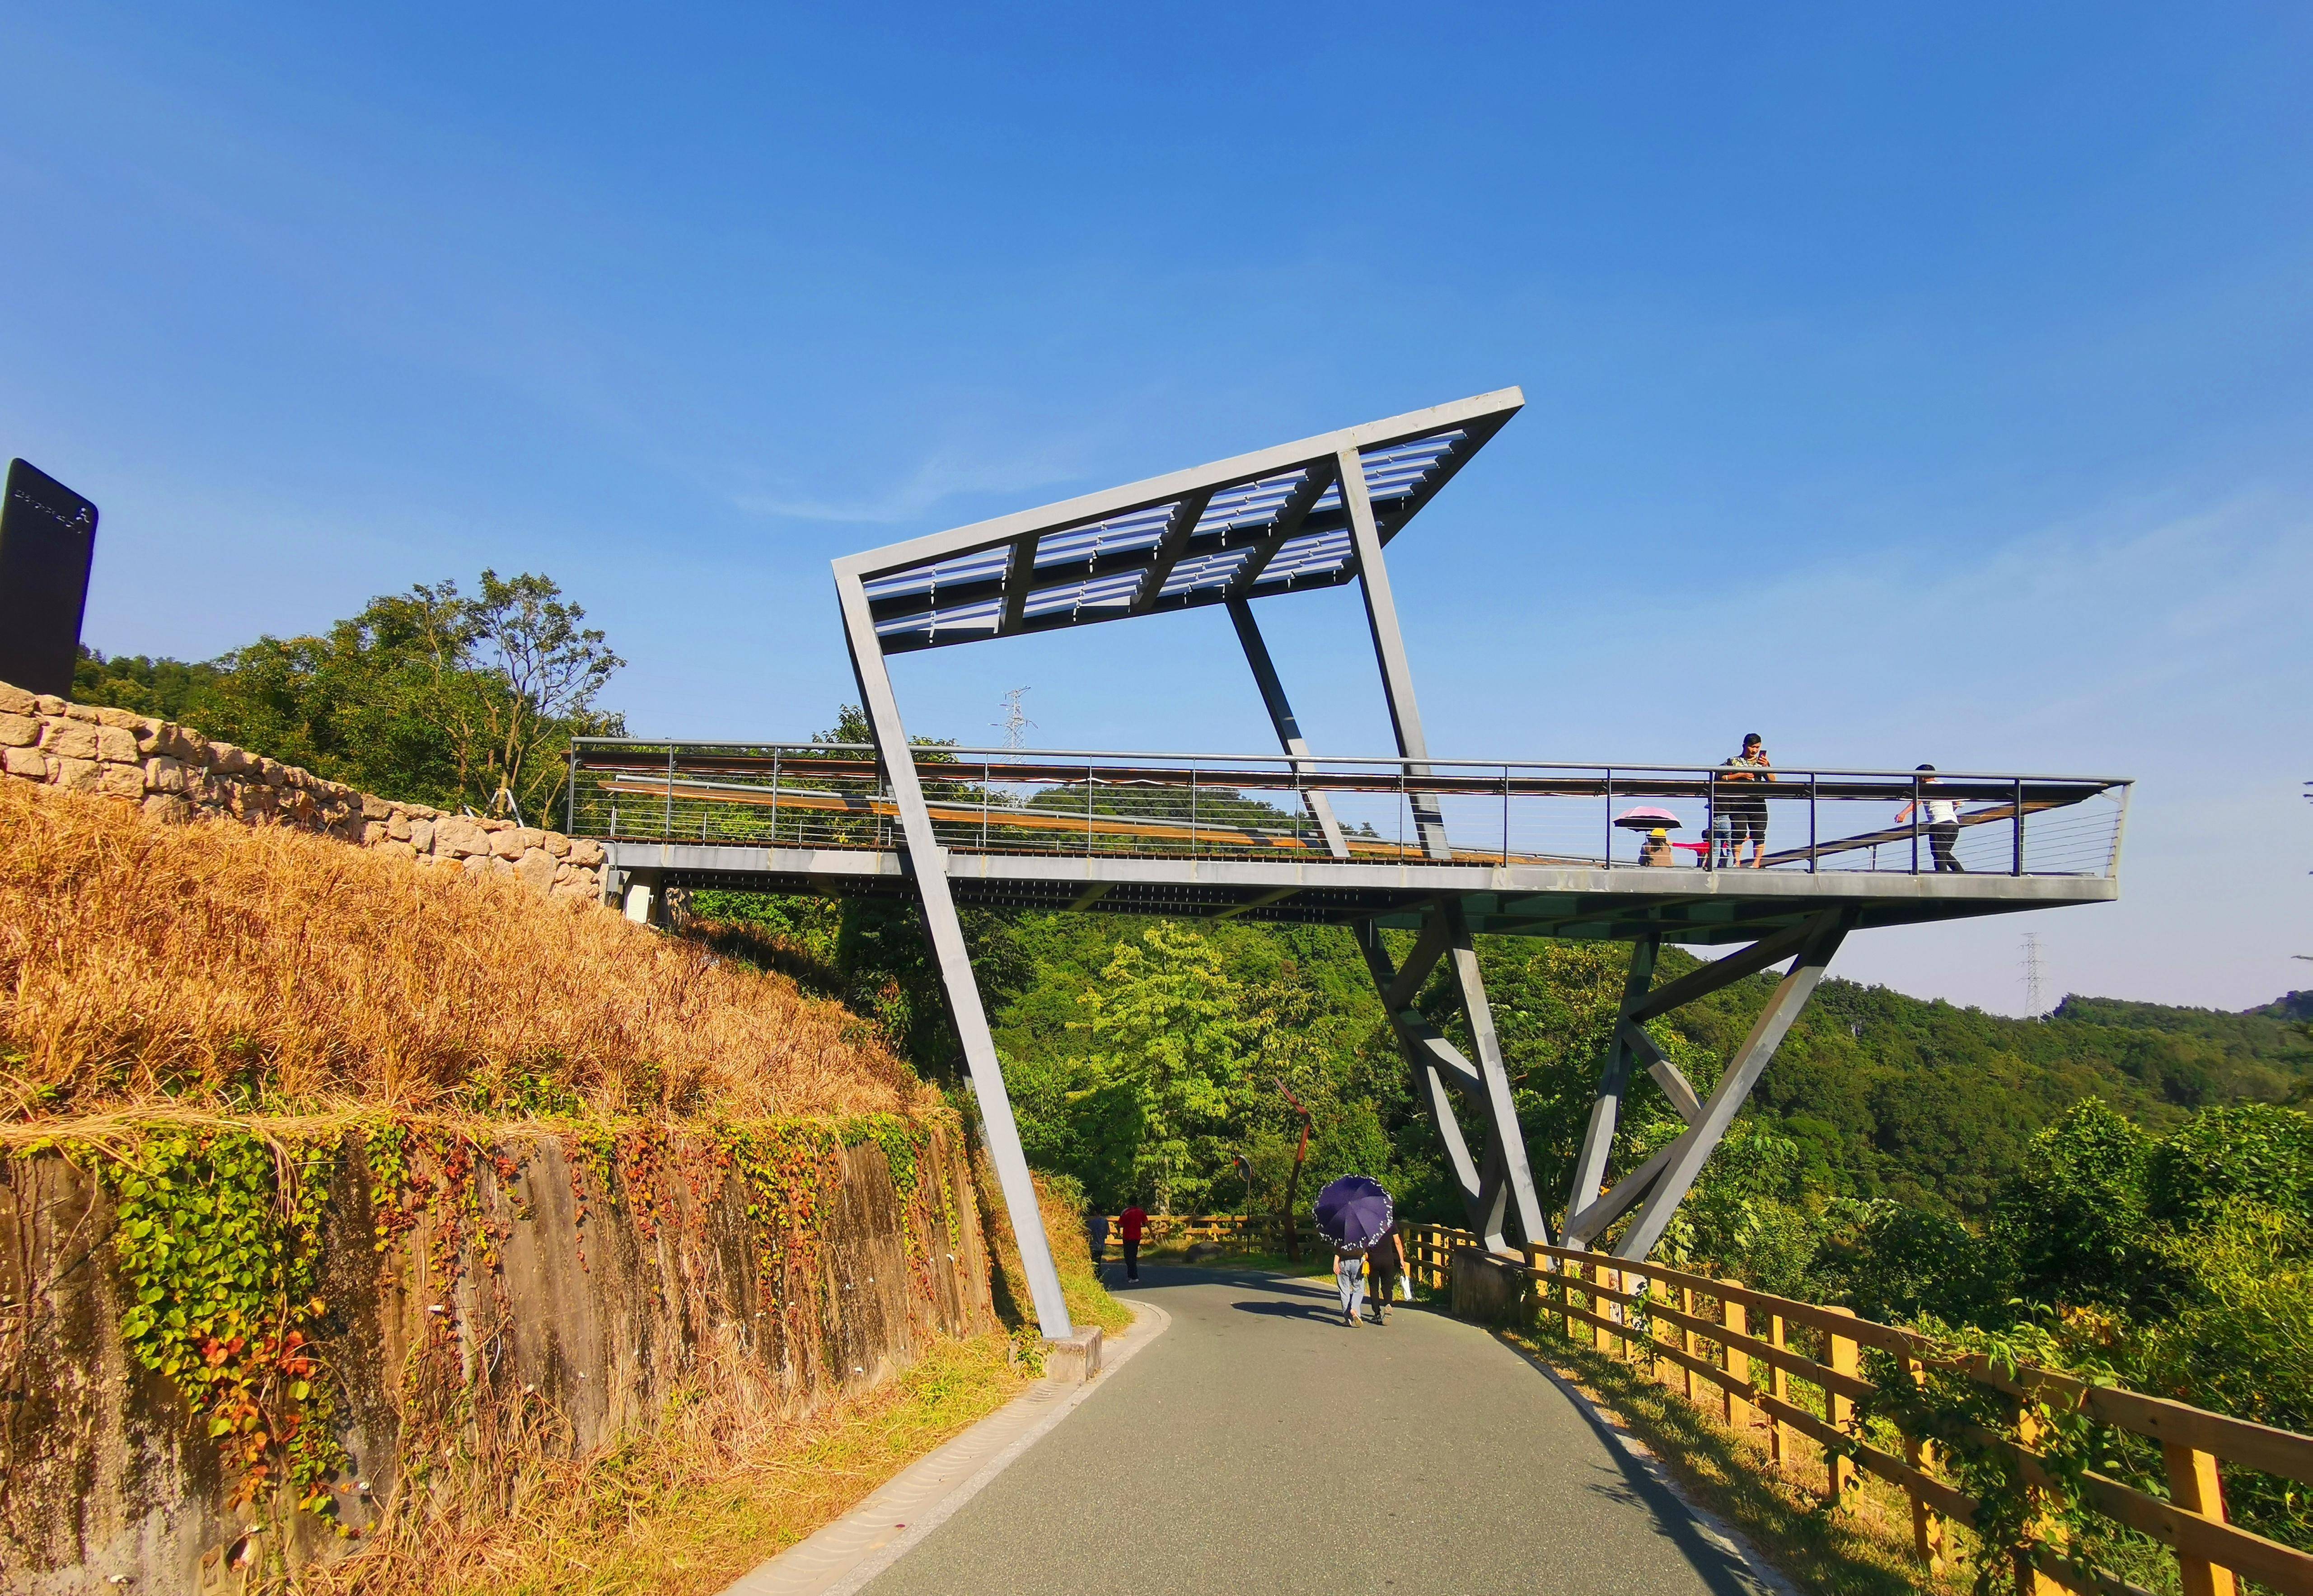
[1638,826,1677,867]
[1896,764,1966,873]
[1719,734,1773,868]
[1118,1200,1148,1282]
[1367,1223,1409,1324]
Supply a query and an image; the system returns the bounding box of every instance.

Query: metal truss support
[1228,515,1548,1252]
[833,575,1074,1340]
[1559,911,1852,1261]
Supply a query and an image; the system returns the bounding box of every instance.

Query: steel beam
[1228,454,1338,597]
[1442,900,1548,1245]
[1131,487,1216,615]
[1626,917,1819,1023]
[1564,936,1658,1229]
[1387,1011,1485,1097]
[1383,911,1454,1010]
[1622,1022,1704,1125]
[1612,912,1850,1260]
[834,571,1074,1339]
[1357,922,1482,1211]
[997,533,1039,635]
[1563,1145,1674,1247]
[1227,598,1348,858]
[1339,444,1450,861]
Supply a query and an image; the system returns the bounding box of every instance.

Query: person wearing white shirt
[1894,763,1965,873]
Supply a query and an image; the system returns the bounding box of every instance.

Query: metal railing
[1408,1224,2313,1595]
[567,740,2131,880]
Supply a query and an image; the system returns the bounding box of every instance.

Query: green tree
[70,571,623,818]
[1994,1098,2168,1314]
[1086,924,1254,1212]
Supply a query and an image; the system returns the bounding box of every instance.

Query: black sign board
[0,459,99,699]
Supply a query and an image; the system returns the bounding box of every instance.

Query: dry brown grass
[0,781,921,1122]
[298,1330,1031,1596]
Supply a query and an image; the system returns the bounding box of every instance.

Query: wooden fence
[1094,1213,1282,1250]
[1406,1223,2313,1596]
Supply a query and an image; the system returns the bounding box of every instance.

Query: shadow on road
[1227,1299,1338,1321]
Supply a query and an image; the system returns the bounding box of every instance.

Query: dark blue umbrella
[1314,1175,1393,1249]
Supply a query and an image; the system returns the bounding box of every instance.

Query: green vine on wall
[88,1128,350,1521]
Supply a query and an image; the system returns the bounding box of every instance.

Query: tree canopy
[74,570,623,819]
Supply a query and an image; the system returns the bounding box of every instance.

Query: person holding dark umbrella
[1314,1175,1393,1328]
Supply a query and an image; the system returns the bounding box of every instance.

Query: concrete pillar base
[1452,1248,1530,1325]
[1043,1326,1102,1384]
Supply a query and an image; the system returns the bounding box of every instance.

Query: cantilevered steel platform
[578,747,2124,942]
[577,388,2131,1341]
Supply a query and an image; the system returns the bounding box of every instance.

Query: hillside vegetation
[0,780,918,1122]
[698,890,2313,1224]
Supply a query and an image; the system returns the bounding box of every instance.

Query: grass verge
[1499,1322,1974,1596]
[303,1330,1032,1596]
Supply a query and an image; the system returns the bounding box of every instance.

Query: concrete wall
[0,1125,992,1593]
[0,680,604,903]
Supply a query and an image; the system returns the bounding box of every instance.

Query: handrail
[567,740,2132,881]
[1404,1224,2313,1596]
[571,736,2132,786]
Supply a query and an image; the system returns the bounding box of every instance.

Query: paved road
[863,1265,1770,1596]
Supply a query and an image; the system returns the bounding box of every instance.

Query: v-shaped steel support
[1560,910,1852,1260]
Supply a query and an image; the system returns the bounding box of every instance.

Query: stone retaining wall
[0,681,603,903]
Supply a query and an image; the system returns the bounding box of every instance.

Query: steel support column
[1228,598,1348,859]
[1336,449,1545,1247]
[1564,935,1660,1229]
[833,572,1074,1339]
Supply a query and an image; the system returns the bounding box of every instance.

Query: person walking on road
[1895,764,1966,873]
[1334,1240,1369,1327]
[1367,1224,1409,1324]
[1085,1208,1110,1278]
[1118,1201,1147,1282]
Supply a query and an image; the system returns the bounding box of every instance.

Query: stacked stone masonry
[0,680,604,903]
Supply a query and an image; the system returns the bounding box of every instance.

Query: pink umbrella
[1614,806,1684,830]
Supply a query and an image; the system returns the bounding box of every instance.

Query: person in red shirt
[1118,1202,1148,1282]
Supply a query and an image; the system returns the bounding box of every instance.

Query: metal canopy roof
[836,389,1523,654]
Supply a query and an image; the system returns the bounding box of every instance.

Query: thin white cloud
[733,436,1103,525]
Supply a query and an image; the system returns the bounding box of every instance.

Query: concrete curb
[720,1300,1172,1596]
[1495,1330,1802,1596]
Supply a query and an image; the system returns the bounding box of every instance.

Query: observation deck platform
[571,742,2127,945]
[582,388,2136,1311]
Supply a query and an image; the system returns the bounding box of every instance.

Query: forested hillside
[694,889,2313,1226]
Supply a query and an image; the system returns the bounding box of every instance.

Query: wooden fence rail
[1405,1223,2313,1596]
[1094,1213,1282,1248]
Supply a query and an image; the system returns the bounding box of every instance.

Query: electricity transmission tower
[993,687,1035,751]
[2022,931,2046,1016]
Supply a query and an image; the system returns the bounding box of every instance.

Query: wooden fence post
[1723,1290,1752,1431]
[1826,1306,1859,1506]
[2163,1442,2238,1596]
[1677,1283,1695,1401]
[2013,1406,2065,1596]
[1899,1350,1944,1573]
[1768,1313,1789,1467]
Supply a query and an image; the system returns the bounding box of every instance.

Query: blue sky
[4,4,2307,1013]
